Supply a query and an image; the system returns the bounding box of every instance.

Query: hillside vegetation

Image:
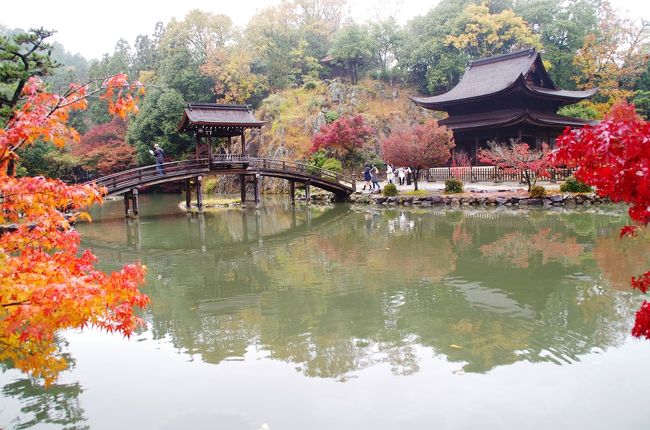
[255,78,437,162]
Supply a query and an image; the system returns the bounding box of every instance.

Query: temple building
[411,48,597,161]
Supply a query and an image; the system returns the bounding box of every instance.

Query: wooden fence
[426,166,575,183]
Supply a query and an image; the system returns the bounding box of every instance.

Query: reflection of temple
[411,48,597,160]
[85,205,635,377]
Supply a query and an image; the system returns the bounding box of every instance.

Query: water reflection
[78,201,643,378]
[1,372,88,429]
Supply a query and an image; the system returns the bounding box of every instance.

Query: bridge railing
[246,157,355,190]
[91,158,211,192]
[90,156,355,194]
[211,154,250,164]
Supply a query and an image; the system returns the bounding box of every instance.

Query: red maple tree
[553,102,650,339]
[381,119,453,190]
[478,140,554,192]
[311,114,374,169]
[0,75,148,384]
[74,118,137,175]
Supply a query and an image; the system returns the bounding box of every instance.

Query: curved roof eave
[411,75,528,110]
[525,85,598,100]
[411,75,597,111]
[440,109,594,132]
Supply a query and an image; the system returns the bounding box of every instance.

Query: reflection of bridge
[91,156,355,216]
[82,204,351,257]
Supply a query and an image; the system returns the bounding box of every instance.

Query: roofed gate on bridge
[178,103,264,158]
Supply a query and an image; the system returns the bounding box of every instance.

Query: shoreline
[343,191,607,208]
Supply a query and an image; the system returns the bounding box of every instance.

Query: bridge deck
[91,156,355,196]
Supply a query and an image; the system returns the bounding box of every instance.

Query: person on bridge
[150,144,165,175]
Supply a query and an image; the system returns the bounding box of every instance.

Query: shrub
[445,178,464,194]
[324,110,340,123]
[303,80,317,90]
[321,157,343,174]
[203,177,218,194]
[383,183,398,196]
[306,149,327,175]
[530,185,546,198]
[560,176,593,193]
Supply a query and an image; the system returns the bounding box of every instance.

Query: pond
[2,195,650,430]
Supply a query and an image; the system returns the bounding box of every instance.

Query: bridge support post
[289,180,295,205]
[253,173,261,207]
[124,193,130,217]
[240,174,247,204]
[185,179,192,211]
[132,188,139,217]
[124,189,139,218]
[196,176,203,212]
[304,180,311,205]
[334,192,348,203]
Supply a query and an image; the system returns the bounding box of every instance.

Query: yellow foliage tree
[201,47,269,104]
[572,1,649,117]
[446,2,542,59]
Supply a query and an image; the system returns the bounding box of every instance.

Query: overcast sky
[2,0,648,60]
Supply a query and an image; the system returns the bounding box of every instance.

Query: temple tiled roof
[178,103,264,134]
[411,48,597,110]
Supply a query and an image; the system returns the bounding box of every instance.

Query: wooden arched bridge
[91,155,356,216]
[89,102,356,216]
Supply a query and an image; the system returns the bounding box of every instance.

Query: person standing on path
[150,143,165,175]
[398,167,406,186]
[370,164,380,190]
[362,164,372,190]
[386,165,395,184]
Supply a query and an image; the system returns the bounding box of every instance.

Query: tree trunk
[413,168,419,191]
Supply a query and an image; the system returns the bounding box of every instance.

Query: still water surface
[2,195,650,429]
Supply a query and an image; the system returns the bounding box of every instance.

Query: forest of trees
[1,0,649,177]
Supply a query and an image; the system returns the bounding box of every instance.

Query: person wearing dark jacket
[150,144,165,175]
[362,164,372,190]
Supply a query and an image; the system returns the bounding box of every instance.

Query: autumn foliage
[0,76,148,384]
[381,119,453,190]
[553,102,650,339]
[73,118,137,175]
[311,114,374,168]
[478,140,555,192]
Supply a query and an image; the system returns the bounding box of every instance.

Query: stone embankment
[343,192,608,207]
